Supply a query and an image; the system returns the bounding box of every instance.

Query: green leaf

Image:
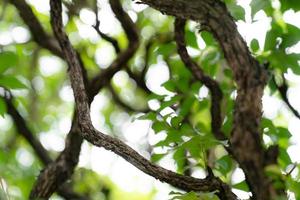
[162,80,177,92]
[171,116,183,129]
[250,39,260,52]
[281,24,300,48]
[215,155,233,176]
[232,180,249,192]
[0,98,7,117]
[137,112,157,120]
[201,31,216,46]
[170,191,218,200]
[0,76,27,89]
[158,95,182,112]
[179,95,195,117]
[173,146,186,173]
[280,0,300,11]
[0,51,18,74]
[152,121,169,133]
[170,191,199,200]
[278,147,292,168]
[156,43,176,57]
[185,30,199,49]
[250,0,273,18]
[227,3,245,21]
[151,153,166,162]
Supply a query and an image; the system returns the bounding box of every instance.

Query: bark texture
[5,0,287,199]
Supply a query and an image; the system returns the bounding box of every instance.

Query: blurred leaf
[173,146,186,173]
[250,0,273,18]
[171,116,183,129]
[200,31,216,46]
[156,43,176,57]
[225,0,245,21]
[250,39,260,52]
[179,95,195,117]
[162,80,177,92]
[278,147,292,168]
[0,76,27,89]
[280,0,300,11]
[232,180,249,192]
[170,191,218,200]
[152,121,169,133]
[0,98,7,117]
[158,95,182,112]
[185,30,199,49]
[215,155,233,176]
[151,153,166,162]
[137,112,157,120]
[0,51,18,74]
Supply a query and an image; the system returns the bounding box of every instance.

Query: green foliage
[224,0,246,21]
[169,191,218,200]
[0,98,6,117]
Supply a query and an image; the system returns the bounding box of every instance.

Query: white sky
[1,0,300,199]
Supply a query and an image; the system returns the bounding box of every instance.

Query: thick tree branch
[29,0,139,198]
[42,1,238,200]
[131,1,276,198]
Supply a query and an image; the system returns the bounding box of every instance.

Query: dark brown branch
[132,1,275,198]
[6,1,91,198]
[174,19,227,142]
[44,1,238,200]
[29,0,139,199]
[273,74,300,119]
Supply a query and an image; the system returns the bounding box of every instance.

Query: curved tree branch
[41,1,238,200]
[174,19,227,142]
[132,1,276,199]
[29,0,140,198]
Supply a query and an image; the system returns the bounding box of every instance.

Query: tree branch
[3,95,87,200]
[174,18,227,142]
[92,0,121,54]
[131,1,276,198]
[43,1,238,200]
[29,0,139,198]
[273,74,300,119]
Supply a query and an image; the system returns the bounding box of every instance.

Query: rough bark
[31,1,238,200]
[9,0,285,199]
